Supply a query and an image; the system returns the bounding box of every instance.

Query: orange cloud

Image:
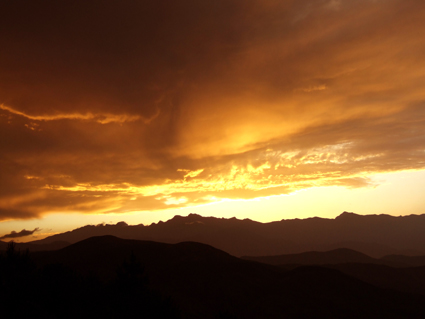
[1,0,425,221]
[0,104,157,124]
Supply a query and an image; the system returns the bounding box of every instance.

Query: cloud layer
[1,0,425,220]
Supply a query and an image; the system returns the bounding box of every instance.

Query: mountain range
[9,212,425,258]
[4,210,425,318]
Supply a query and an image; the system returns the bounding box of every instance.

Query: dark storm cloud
[0,228,40,240]
[0,0,425,220]
[0,0,254,120]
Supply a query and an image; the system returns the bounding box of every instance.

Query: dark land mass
[0,239,70,251]
[242,249,425,298]
[21,212,425,258]
[242,248,425,268]
[380,254,425,267]
[327,263,425,298]
[2,236,425,319]
[242,248,378,266]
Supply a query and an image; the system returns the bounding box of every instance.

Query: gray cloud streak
[0,228,40,240]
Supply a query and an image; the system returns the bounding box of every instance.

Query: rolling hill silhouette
[242,248,379,266]
[328,263,425,298]
[0,240,70,252]
[241,249,425,301]
[24,236,425,318]
[242,249,425,268]
[380,254,425,267]
[26,212,425,258]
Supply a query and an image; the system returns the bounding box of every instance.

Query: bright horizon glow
[2,169,425,243]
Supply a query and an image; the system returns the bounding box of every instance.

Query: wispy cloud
[0,104,155,124]
[0,228,40,240]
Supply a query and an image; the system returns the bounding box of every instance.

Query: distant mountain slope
[242,248,378,266]
[29,212,425,257]
[242,248,425,268]
[29,236,425,318]
[328,263,425,297]
[0,240,70,252]
[380,254,425,267]
[240,248,425,298]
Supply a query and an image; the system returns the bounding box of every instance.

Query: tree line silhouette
[4,235,425,318]
[0,242,180,319]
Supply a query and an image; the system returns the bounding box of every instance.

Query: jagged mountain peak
[23,212,425,258]
[336,211,359,219]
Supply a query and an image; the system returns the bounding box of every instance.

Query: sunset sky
[1,0,425,242]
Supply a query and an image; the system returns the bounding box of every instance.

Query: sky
[1,0,425,242]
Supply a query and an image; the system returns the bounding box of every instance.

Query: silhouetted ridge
[335,211,360,219]
[22,236,425,318]
[0,239,70,252]
[66,235,232,261]
[242,248,377,266]
[1,239,180,318]
[32,235,237,282]
[379,254,425,267]
[116,221,128,227]
[28,212,425,257]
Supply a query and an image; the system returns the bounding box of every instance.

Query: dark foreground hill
[3,236,425,319]
[26,212,425,258]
